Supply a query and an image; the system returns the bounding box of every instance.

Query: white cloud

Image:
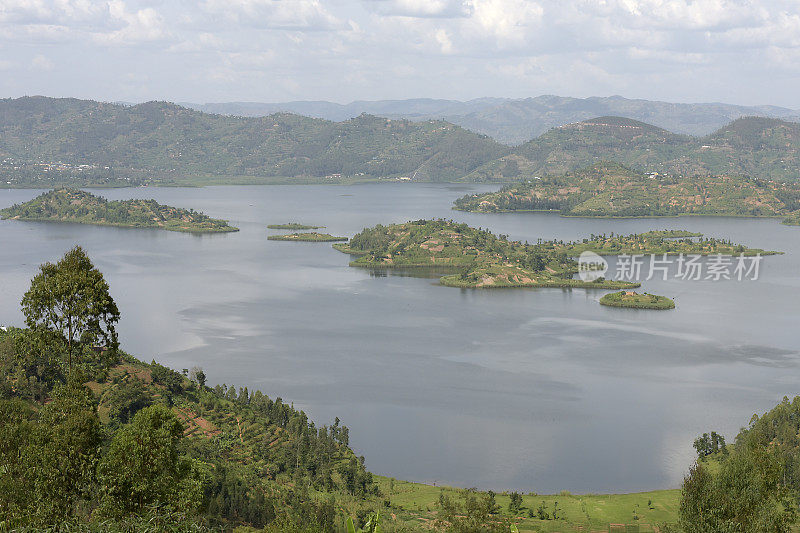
[364,0,470,18]
[1,0,800,106]
[31,53,53,70]
[201,0,343,30]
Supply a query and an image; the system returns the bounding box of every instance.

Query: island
[267,223,324,230]
[600,291,676,310]
[268,232,348,242]
[454,161,800,224]
[0,189,238,233]
[334,219,640,290]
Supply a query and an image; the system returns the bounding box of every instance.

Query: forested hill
[465,116,800,182]
[0,96,507,185]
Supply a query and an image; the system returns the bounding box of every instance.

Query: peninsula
[0,189,238,233]
[454,162,800,224]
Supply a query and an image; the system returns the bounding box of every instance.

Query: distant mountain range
[1,96,799,187]
[183,95,800,145]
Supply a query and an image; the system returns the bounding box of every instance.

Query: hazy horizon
[3,1,800,108]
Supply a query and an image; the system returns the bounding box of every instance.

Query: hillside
[455,161,800,221]
[0,189,238,233]
[184,95,800,145]
[463,117,800,183]
[0,96,507,187]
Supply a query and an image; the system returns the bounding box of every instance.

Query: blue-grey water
[1,183,799,494]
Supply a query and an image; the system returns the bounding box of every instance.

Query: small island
[268,232,347,242]
[267,223,324,230]
[0,189,238,233]
[600,291,675,310]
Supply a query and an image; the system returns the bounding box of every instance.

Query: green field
[374,476,682,532]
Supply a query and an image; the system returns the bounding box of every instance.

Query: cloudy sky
[1,0,799,107]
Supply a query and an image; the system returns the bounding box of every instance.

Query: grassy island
[600,291,676,310]
[0,189,238,233]
[335,219,640,290]
[454,162,800,224]
[267,223,324,230]
[268,232,348,242]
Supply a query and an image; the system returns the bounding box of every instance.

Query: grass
[374,476,682,532]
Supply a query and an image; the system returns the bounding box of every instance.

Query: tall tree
[21,246,120,374]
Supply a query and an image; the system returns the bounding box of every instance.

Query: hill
[455,161,800,222]
[465,117,800,182]
[0,96,507,187]
[0,189,238,233]
[184,95,800,145]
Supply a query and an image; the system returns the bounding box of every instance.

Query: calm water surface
[1,183,799,493]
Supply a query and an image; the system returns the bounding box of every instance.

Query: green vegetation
[4,246,800,531]
[268,223,324,230]
[677,399,800,532]
[268,232,348,242]
[335,219,639,291]
[5,98,800,187]
[0,97,506,186]
[600,291,675,310]
[553,230,779,256]
[464,115,800,182]
[455,161,800,223]
[0,189,238,233]
[335,220,775,298]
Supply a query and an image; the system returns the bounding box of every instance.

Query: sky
[1,0,800,107]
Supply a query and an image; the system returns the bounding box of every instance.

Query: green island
[267,223,324,230]
[269,232,348,242]
[334,219,638,290]
[0,189,238,233]
[3,246,800,532]
[333,220,775,296]
[454,161,800,224]
[600,291,676,310]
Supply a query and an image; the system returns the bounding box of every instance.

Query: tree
[21,246,119,375]
[190,366,206,388]
[30,378,102,524]
[97,404,200,518]
[679,446,792,532]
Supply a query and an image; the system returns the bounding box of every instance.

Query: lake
[1,183,799,494]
